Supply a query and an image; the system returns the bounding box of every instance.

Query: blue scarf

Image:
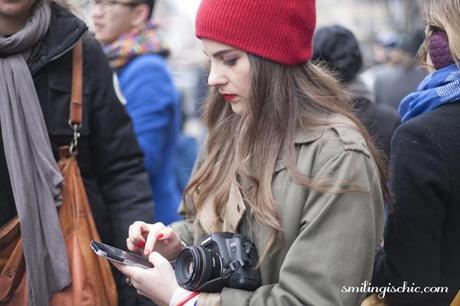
[399,64,460,122]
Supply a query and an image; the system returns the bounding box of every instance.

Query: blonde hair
[419,0,460,65]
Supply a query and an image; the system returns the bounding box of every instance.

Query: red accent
[156,233,164,240]
[222,94,237,102]
[195,0,316,65]
[137,240,145,248]
[176,291,200,306]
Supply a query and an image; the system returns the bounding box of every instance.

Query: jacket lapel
[223,183,246,232]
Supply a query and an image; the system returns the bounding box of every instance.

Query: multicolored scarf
[399,64,460,122]
[103,21,169,69]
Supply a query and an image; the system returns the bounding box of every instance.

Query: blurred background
[317,0,424,38]
[75,0,426,138]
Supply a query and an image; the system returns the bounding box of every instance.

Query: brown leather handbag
[360,294,388,306]
[452,290,460,306]
[0,40,117,306]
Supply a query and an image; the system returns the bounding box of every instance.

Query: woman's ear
[428,30,455,70]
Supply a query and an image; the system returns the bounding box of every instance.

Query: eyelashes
[223,58,239,66]
[206,57,239,67]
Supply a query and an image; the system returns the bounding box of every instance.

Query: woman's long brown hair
[184,56,389,263]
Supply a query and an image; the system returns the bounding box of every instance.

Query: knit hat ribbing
[195,0,316,65]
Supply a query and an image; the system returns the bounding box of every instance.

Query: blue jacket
[118,53,181,224]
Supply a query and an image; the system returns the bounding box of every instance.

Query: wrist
[169,287,199,306]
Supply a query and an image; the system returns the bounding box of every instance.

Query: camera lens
[177,249,198,283]
[175,246,222,291]
[187,260,194,275]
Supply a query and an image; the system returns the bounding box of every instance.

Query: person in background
[373,30,428,110]
[361,33,400,92]
[174,111,199,193]
[313,25,400,159]
[110,0,387,305]
[371,0,460,305]
[0,0,154,305]
[92,0,182,225]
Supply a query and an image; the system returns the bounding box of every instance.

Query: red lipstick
[222,94,238,102]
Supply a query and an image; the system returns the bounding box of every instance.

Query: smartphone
[90,240,153,269]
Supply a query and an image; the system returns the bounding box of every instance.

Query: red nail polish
[156,233,164,240]
[137,241,145,248]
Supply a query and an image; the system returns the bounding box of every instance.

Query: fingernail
[145,249,151,256]
[137,241,145,248]
[156,233,164,240]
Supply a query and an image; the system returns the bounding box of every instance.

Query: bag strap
[70,40,83,126]
[66,40,83,156]
[452,290,460,306]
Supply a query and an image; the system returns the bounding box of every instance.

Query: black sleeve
[373,119,449,304]
[84,34,154,248]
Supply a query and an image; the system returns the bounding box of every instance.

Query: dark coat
[349,77,400,159]
[0,4,154,306]
[373,102,460,306]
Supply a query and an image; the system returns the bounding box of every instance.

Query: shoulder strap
[69,40,83,126]
[60,40,83,158]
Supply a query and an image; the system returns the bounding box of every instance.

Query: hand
[127,221,183,260]
[112,252,179,306]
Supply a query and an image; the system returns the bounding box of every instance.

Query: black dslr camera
[175,232,261,292]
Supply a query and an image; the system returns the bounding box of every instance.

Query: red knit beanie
[195,0,316,65]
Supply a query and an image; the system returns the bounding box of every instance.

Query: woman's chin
[230,102,245,115]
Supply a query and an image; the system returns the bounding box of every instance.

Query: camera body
[175,232,261,292]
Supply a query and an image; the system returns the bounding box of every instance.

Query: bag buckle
[68,121,81,155]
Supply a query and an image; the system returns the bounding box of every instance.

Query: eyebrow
[203,48,237,57]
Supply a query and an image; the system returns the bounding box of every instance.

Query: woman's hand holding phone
[127,221,183,261]
[112,251,179,306]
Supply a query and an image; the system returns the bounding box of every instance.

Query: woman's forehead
[201,39,242,56]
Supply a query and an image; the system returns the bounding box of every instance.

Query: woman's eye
[223,57,238,66]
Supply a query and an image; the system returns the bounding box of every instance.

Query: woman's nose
[208,65,227,87]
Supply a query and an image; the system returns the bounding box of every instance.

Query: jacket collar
[294,126,324,145]
[30,3,87,75]
[271,125,324,173]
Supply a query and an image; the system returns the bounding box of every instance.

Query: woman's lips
[222,94,238,102]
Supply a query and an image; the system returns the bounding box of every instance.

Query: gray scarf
[0,2,71,306]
